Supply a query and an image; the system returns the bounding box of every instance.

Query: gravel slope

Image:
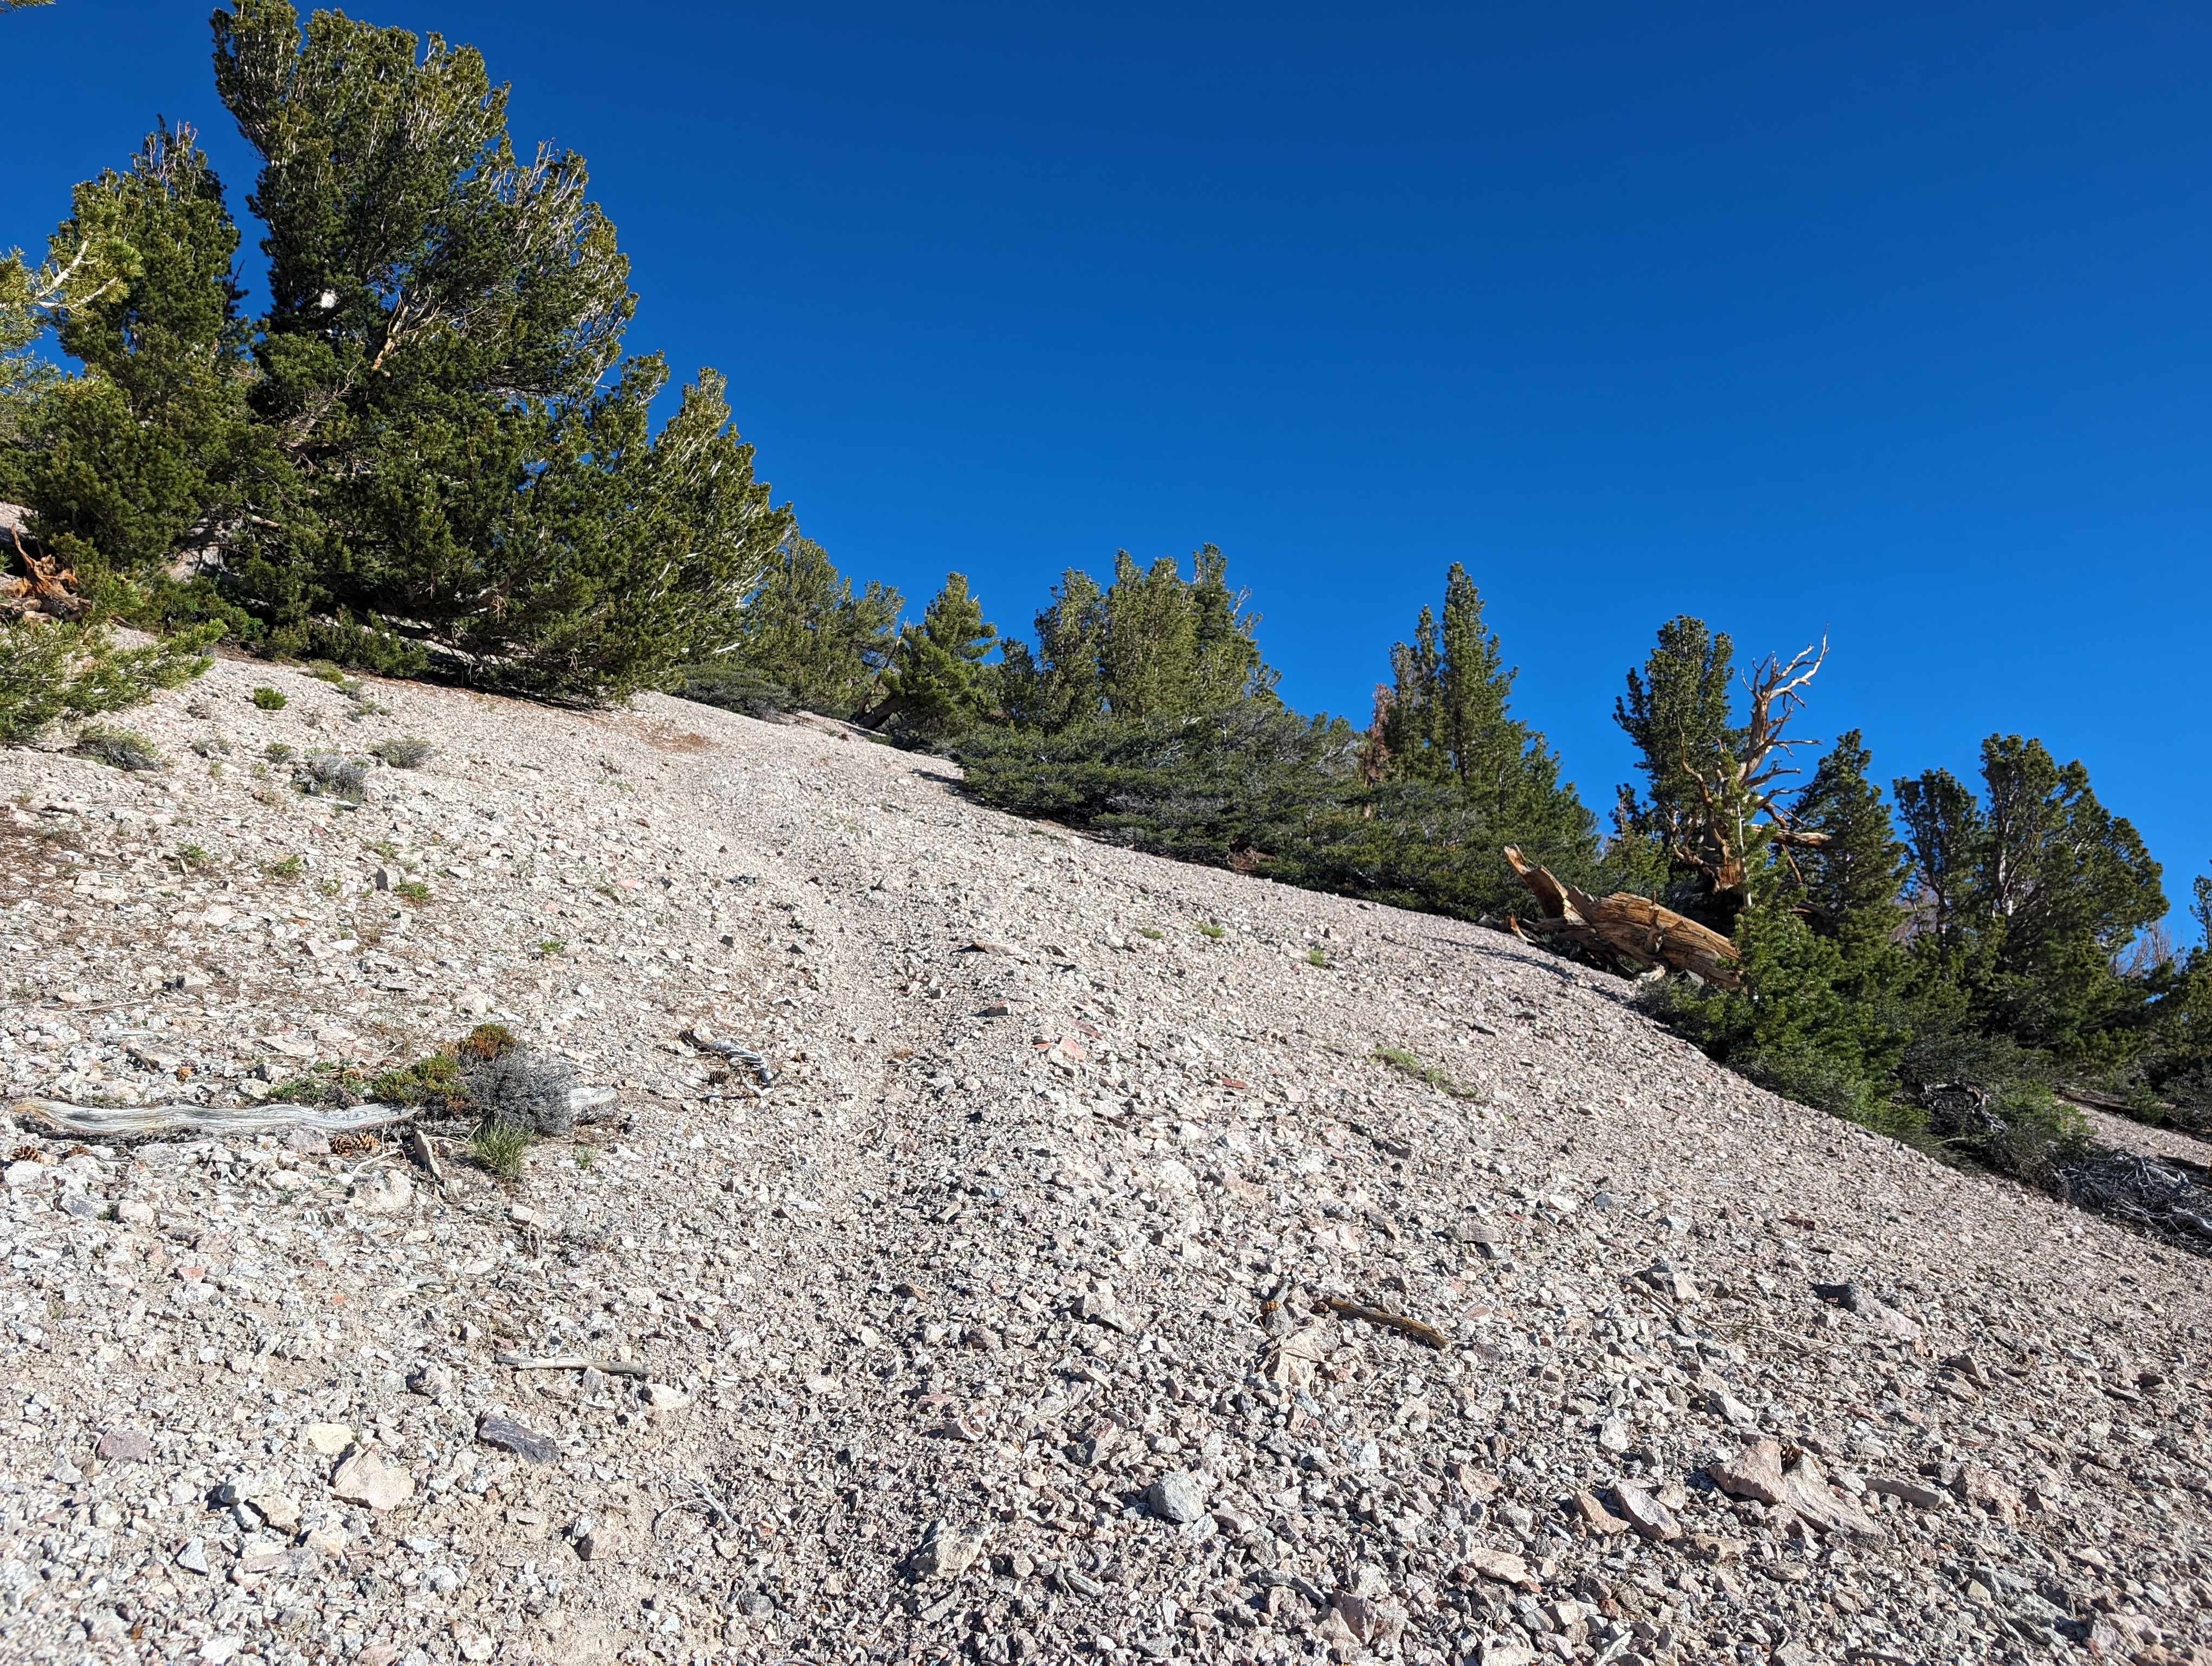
[2,658,2209,1666]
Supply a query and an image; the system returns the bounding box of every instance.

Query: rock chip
[1709,1438,1789,1505]
[1456,1547,1531,1587]
[97,1427,155,1463]
[1868,1475,1944,1509]
[476,1414,560,1463]
[331,1450,414,1511]
[1611,1481,1681,1541]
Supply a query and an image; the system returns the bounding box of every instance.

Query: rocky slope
[1,657,2208,1666]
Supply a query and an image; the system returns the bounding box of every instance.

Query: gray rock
[1146,1469,1208,1524]
[175,1539,210,1575]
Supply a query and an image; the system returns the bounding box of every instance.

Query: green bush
[0,618,215,747]
[365,1049,467,1113]
[370,734,433,768]
[72,722,161,771]
[250,685,286,710]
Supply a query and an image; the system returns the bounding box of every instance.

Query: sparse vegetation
[176,842,210,868]
[393,879,430,905]
[263,853,303,879]
[262,742,294,762]
[1307,947,1328,967]
[1197,922,1225,939]
[71,723,161,770]
[1371,1045,1472,1099]
[250,687,287,711]
[371,735,434,769]
[292,751,366,801]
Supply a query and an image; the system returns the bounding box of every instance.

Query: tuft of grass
[573,1145,595,1170]
[1371,1045,1474,1099]
[263,742,296,764]
[371,734,434,769]
[366,837,399,860]
[72,724,162,771]
[176,843,211,869]
[265,854,304,880]
[468,1120,532,1182]
[190,735,231,758]
[1306,947,1329,967]
[538,938,564,956]
[393,879,431,906]
[1198,922,1225,939]
[250,686,287,712]
[1136,925,1165,940]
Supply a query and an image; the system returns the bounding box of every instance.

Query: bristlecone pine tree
[863,573,995,739]
[678,537,901,717]
[1,1,792,701]
[997,545,1277,730]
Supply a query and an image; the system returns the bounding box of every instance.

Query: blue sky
[5,2,2208,937]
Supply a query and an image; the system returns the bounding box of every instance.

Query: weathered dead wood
[1501,846,1742,989]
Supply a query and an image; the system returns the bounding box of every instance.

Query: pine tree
[1893,768,1984,954]
[172,0,790,694]
[871,573,994,739]
[1613,615,1739,905]
[1966,734,2166,1060]
[22,124,260,593]
[1791,729,1908,948]
[1186,543,1272,708]
[680,537,898,716]
[1011,568,1109,730]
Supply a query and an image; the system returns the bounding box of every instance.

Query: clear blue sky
[6,2,2208,938]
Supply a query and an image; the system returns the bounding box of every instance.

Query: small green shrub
[468,1120,531,1181]
[72,724,162,771]
[176,843,211,869]
[1198,922,1225,939]
[1136,925,1164,940]
[574,1145,595,1170]
[371,734,434,768]
[393,879,431,905]
[250,686,287,711]
[265,854,304,880]
[1307,947,1329,967]
[366,1049,467,1111]
[538,938,564,956]
[263,742,295,763]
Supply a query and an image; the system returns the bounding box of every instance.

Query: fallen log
[1501,847,1742,989]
